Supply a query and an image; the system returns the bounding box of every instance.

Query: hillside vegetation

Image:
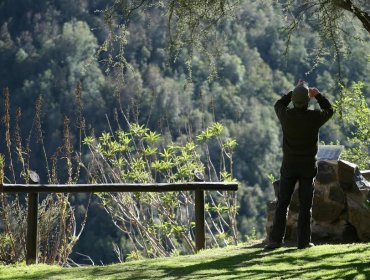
[0,242,369,279]
[1,0,370,264]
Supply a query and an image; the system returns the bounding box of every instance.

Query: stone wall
[266,160,370,243]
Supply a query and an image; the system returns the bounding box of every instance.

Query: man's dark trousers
[269,160,317,247]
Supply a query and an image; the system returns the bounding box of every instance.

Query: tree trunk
[334,0,370,34]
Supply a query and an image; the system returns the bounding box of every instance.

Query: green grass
[1,241,370,280]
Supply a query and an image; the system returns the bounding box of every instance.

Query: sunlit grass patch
[1,242,369,280]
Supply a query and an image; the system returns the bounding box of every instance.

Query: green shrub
[83,122,238,258]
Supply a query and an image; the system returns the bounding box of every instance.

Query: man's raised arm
[309,87,334,126]
[274,91,292,121]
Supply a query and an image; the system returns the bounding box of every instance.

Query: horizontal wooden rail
[0,182,238,193]
[0,181,238,265]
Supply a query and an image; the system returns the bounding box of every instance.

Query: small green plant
[267,174,276,184]
[0,233,13,264]
[125,250,144,262]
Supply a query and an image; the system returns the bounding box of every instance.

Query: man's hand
[309,87,320,98]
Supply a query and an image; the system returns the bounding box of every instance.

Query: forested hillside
[0,0,369,264]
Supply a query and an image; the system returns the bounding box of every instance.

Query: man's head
[292,84,309,109]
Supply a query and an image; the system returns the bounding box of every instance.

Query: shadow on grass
[2,243,370,280]
[154,244,370,280]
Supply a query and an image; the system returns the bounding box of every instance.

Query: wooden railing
[0,180,238,265]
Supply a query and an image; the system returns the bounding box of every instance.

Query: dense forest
[0,0,369,264]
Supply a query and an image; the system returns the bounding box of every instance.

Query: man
[266,80,334,250]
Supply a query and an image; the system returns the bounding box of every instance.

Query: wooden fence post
[26,171,39,265]
[0,180,238,260]
[195,189,205,251]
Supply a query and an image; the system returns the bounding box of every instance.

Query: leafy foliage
[280,0,370,76]
[335,82,370,169]
[97,0,239,81]
[83,122,238,258]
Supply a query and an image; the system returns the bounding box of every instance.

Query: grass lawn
[1,241,369,279]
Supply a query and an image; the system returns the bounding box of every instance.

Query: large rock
[347,193,370,241]
[266,160,370,243]
[361,170,370,181]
